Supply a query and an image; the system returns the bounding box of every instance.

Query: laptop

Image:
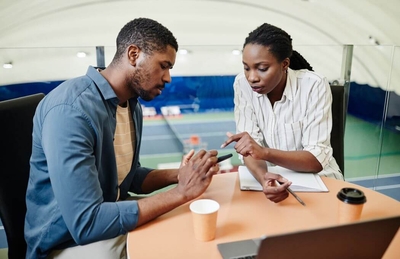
[217,215,400,259]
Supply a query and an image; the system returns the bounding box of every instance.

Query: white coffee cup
[189,199,220,241]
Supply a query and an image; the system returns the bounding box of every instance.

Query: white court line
[371,184,400,191]
[346,173,400,182]
[0,226,4,230]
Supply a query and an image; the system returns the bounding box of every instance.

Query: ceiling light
[369,36,380,46]
[178,49,189,55]
[76,51,87,58]
[232,49,241,55]
[3,62,13,69]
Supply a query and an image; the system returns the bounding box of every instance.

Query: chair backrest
[330,85,345,176]
[0,93,44,259]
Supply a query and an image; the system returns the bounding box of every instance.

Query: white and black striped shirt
[234,68,343,180]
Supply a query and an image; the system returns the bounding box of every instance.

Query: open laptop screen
[218,215,400,259]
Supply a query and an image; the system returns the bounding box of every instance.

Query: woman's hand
[221,132,266,160]
[263,173,291,203]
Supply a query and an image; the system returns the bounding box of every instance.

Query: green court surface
[141,112,400,179]
[344,115,400,178]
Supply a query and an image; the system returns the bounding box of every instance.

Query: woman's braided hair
[243,23,313,71]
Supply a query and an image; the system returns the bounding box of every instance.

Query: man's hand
[180,149,195,168]
[177,149,195,181]
[263,173,291,203]
[136,150,219,227]
[221,132,266,160]
[176,149,219,200]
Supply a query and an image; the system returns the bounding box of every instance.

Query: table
[127,172,400,258]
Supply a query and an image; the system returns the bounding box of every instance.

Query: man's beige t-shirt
[114,102,135,199]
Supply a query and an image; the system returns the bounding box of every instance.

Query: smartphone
[217,153,233,163]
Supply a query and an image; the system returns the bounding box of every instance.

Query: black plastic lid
[337,187,367,204]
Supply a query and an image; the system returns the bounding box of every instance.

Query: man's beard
[127,65,154,101]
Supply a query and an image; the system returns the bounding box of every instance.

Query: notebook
[238,165,328,192]
[217,215,400,259]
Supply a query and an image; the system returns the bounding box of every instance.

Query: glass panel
[0,44,398,188]
[375,46,400,200]
[345,45,394,179]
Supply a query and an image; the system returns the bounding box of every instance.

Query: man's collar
[86,66,119,102]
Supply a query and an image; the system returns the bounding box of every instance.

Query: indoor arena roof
[1,0,399,94]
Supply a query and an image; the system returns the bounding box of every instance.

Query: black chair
[330,85,345,176]
[0,93,45,259]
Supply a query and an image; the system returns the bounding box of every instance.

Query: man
[25,18,219,259]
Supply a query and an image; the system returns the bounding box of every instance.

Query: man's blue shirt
[25,66,152,259]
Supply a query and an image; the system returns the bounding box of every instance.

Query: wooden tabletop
[127,172,400,258]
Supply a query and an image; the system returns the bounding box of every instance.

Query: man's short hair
[114,17,178,61]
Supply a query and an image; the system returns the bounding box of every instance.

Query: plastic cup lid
[337,187,367,204]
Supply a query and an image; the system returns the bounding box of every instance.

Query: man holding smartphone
[25,18,219,259]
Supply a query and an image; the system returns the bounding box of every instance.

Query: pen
[278,181,306,206]
[287,187,306,206]
[217,153,233,163]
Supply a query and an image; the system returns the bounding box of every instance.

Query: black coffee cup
[337,187,367,223]
[337,188,367,204]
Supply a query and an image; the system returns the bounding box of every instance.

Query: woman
[221,23,344,202]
